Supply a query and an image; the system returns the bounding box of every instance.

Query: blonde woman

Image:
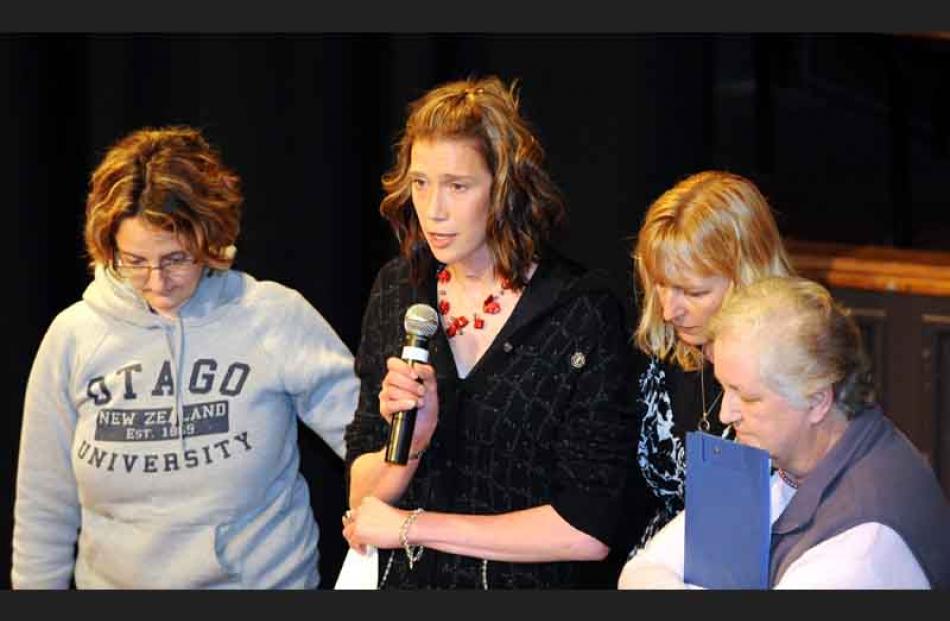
[631,171,793,549]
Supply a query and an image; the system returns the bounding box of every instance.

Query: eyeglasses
[113,254,198,285]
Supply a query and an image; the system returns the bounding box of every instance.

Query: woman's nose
[421,188,447,221]
[660,289,682,322]
[146,265,169,288]
[719,390,740,426]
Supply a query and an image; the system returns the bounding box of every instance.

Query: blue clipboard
[684,431,771,589]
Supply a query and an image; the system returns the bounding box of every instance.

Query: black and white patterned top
[344,250,643,589]
[634,355,725,549]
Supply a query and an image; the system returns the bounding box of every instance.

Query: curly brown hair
[84,125,243,271]
[380,76,566,289]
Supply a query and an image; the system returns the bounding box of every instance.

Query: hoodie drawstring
[161,315,188,455]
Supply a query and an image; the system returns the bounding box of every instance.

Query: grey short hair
[708,276,875,418]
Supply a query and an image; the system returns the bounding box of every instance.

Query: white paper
[334,546,379,590]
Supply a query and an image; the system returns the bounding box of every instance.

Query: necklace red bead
[436,266,511,338]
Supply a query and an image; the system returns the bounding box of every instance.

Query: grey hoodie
[13,266,360,589]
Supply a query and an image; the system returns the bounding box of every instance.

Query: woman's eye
[450,183,467,192]
[411,178,426,189]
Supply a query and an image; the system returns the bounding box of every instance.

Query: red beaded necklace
[436,266,511,338]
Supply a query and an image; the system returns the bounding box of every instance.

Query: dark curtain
[3,33,948,589]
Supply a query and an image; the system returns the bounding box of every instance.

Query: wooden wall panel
[791,240,950,496]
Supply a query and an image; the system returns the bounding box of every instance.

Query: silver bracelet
[399,507,425,569]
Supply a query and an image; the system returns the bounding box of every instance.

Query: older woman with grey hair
[619,276,950,589]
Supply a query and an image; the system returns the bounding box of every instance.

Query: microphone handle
[384,333,430,465]
[385,408,417,464]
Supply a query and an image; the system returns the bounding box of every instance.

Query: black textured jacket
[344,250,645,588]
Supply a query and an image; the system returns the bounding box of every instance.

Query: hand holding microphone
[381,304,439,465]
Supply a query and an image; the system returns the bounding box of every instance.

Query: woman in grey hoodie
[12,126,360,589]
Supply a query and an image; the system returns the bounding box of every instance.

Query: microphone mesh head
[404,303,439,338]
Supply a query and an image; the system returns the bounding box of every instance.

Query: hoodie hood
[81,265,252,454]
[83,264,247,328]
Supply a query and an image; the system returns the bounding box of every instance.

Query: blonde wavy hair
[633,170,793,371]
[380,76,566,289]
[84,125,242,271]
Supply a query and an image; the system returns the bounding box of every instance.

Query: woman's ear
[805,385,835,424]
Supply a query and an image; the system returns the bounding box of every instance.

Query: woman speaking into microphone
[342,76,646,589]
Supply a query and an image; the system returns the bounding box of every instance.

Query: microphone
[385,303,439,465]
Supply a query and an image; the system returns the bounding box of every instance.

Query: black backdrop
[2,33,949,589]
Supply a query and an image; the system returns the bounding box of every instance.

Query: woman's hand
[342,496,410,552]
[378,357,439,453]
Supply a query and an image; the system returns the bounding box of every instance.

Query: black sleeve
[549,291,652,550]
[343,265,393,481]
